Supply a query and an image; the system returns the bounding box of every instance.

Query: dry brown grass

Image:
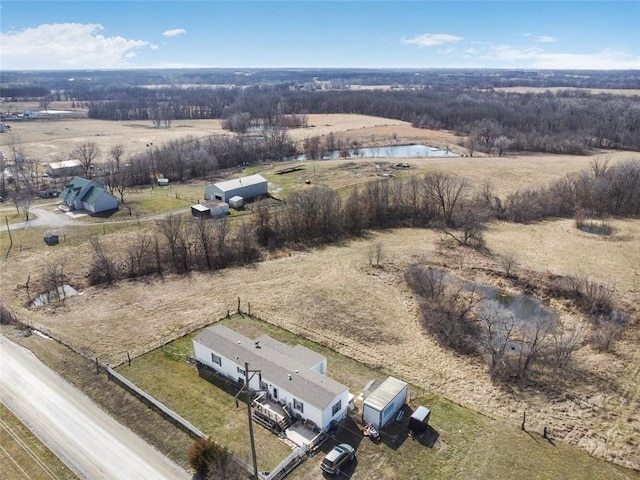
[1,114,639,471]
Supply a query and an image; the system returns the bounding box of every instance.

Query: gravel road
[0,335,190,480]
[0,205,85,232]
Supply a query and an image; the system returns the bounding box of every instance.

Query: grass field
[1,114,639,472]
[0,403,79,480]
[117,314,638,480]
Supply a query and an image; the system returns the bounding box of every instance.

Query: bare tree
[125,233,154,278]
[192,217,215,270]
[499,251,519,278]
[518,310,557,378]
[88,237,118,285]
[42,260,67,303]
[423,172,470,225]
[15,192,33,221]
[477,303,517,377]
[109,144,125,173]
[551,321,585,369]
[72,141,101,178]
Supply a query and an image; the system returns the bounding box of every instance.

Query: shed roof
[195,325,347,409]
[363,376,408,411]
[213,174,267,192]
[48,159,82,170]
[191,204,210,212]
[410,405,430,422]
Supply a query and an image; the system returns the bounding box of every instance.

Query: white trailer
[362,377,408,429]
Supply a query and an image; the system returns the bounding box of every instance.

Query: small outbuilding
[408,406,430,435]
[44,232,59,246]
[228,195,244,209]
[157,178,169,187]
[205,201,230,217]
[362,376,408,429]
[191,204,210,217]
[46,160,84,178]
[204,174,268,203]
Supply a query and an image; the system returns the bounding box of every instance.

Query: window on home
[260,381,268,391]
[293,398,304,413]
[211,353,221,366]
[237,366,246,376]
[332,400,342,416]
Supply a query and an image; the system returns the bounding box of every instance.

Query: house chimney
[288,374,292,380]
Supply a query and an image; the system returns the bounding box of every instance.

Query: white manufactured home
[204,174,268,203]
[362,376,408,429]
[193,325,350,431]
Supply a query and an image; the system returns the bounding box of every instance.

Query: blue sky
[1,1,639,70]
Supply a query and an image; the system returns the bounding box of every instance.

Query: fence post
[95,357,99,375]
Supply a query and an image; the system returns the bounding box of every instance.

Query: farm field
[118,314,637,480]
[1,114,639,473]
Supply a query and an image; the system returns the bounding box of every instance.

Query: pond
[31,284,79,307]
[287,144,459,161]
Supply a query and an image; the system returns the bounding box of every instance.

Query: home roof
[363,376,408,411]
[195,325,347,409]
[81,186,103,206]
[254,334,326,369]
[212,174,267,192]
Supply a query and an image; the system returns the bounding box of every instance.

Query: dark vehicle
[320,443,355,475]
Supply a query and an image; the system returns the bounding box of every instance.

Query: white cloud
[536,36,558,43]
[484,45,640,69]
[402,34,463,47]
[0,23,154,70]
[162,29,186,38]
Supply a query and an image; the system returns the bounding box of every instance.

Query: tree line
[81,158,638,288]
[78,85,640,154]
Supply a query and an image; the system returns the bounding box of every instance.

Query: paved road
[0,335,191,480]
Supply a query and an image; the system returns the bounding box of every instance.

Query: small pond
[287,144,458,161]
[31,284,79,307]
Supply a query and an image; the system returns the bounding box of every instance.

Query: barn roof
[195,325,347,409]
[213,174,267,192]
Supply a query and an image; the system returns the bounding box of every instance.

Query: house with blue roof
[59,176,118,214]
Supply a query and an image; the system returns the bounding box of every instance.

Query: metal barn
[362,376,408,429]
[204,174,268,203]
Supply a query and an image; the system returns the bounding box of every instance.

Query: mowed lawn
[117,315,637,480]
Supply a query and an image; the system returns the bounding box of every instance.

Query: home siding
[194,340,339,430]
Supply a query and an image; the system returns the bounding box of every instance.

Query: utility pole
[235,362,260,479]
[146,143,155,189]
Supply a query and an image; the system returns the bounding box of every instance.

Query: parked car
[320,443,355,475]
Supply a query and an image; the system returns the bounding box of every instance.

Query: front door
[273,387,278,400]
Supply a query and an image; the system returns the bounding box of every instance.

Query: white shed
[204,174,268,203]
[228,195,244,209]
[362,376,408,429]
